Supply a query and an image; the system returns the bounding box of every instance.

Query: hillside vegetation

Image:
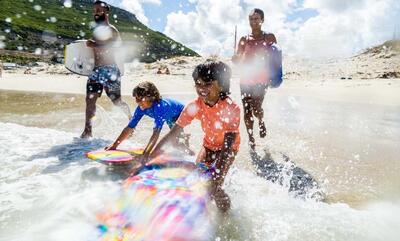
[0,0,199,64]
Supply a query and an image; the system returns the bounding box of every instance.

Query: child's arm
[147,125,183,161]
[105,127,134,150]
[141,128,161,161]
[107,106,140,150]
[214,132,237,187]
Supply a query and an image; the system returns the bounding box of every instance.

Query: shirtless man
[81,0,131,138]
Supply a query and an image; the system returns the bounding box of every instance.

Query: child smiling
[150,61,241,212]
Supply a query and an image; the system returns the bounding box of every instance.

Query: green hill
[0,0,199,64]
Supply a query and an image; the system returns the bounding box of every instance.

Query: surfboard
[86,149,144,165]
[64,40,125,76]
[95,154,214,241]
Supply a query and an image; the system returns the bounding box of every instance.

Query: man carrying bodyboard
[81,0,131,138]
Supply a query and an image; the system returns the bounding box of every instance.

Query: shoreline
[1,72,400,107]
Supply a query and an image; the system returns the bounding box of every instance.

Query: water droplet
[93,25,113,41]
[63,0,72,8]
[33,5,42,11]
[35,48,42,55]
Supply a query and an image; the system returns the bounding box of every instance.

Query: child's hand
[149,149,160,160]
[137,153,149,165]
[186,148,196,156]
[105,144,116,151]
[137,155,145,165]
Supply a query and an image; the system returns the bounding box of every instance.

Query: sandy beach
[1,54,400,106]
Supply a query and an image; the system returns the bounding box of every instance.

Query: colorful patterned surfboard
[86,149,144,165]
[94,154,213,241]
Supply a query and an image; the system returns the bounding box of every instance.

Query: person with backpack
[232,8,283,150]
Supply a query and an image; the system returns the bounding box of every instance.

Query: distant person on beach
[232,8,277,150]
[150,61,241,213]
[105,81,193,162]
[81,0,130,138]
[24,67,32,75]
[0,60,3,78]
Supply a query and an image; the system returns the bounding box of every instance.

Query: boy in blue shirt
[106,81,192,160]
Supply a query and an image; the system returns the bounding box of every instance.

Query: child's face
[135,95,153,110]
[194,78,221,104]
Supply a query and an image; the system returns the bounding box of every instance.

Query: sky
[104,0,400,58]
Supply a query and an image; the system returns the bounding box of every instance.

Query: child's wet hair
[249,8,264,21]
[94,0,110,12]
[132,81,161,102]
[192,61,232,99]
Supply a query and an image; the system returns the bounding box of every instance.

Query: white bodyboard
[64,40,124,76]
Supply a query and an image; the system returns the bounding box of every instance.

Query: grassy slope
[0,0,199,63]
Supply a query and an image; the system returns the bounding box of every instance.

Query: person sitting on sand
[150,61,241,213]
[81,0,130,138]
[0,60,3,78]
[24,67,32,75]
[156,66,171,75]
[106,81,193,162]
[232,8,277,150]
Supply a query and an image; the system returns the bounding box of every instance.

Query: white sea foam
[0,122,399,241]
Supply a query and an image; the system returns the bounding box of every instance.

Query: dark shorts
[197,146,238,169]
[240,83,268,99]
[240,83,268,115]
[87,65,121,101]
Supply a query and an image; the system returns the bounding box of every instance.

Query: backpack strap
[244,34,250,45]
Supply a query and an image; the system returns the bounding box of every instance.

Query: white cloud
[292,0,400,58]
[163,0,400,58]
[303,0,367,14]
[163,0,297,56]
[120,0,161,25]
[164,0,244,56]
